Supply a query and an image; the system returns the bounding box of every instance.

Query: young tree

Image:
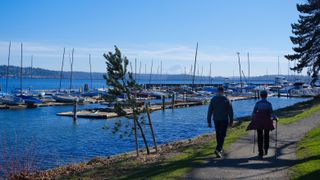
[103,46,150,156]
[285,0,320,84]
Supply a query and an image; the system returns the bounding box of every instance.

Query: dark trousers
[257,129,270,154]
[214,120,228,152]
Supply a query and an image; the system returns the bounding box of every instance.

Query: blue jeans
[214,120,229,152]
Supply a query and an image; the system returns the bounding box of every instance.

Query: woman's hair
[218,86,224,92]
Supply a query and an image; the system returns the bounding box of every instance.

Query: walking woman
[248,90,277,158]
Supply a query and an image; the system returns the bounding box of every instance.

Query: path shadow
[186,137,320,179]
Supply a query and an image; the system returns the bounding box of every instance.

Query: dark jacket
[248,98,276,130]
[207,94,234,124]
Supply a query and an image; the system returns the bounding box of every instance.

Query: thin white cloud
[0,41,294,76]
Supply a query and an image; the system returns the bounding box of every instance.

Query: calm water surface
[0,78,274,92]
[0,96,310,174]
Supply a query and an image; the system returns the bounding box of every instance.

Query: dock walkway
[56,96,254,119]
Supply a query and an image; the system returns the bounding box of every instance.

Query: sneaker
[215,150,222,158]
[258,152,263,159]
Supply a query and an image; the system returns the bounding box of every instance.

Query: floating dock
[57,100,205,119]
[57,96,254,119]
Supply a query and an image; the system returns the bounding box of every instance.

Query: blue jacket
[252,98,276,119]
[207,94,234,123]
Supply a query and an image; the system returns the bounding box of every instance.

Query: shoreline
[20,133,217,179]
[17,96,320,179]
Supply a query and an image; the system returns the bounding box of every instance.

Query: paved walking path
[186,111,320,180]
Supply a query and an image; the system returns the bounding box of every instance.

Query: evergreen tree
[285,0,320,84]
[103,46,151,156]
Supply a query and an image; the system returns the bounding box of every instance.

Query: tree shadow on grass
[295,170,320,180]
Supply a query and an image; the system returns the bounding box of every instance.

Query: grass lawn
[279,105,320,124]
[62,122,249,180]
[119,122,249,180]
[291,127,320,179]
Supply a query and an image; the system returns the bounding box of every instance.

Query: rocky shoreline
[18,133,216,179]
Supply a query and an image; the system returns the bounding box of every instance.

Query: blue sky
[0,0,304,76]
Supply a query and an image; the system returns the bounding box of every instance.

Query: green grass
[64,122,249,180]
[291,127,320,179]
[279,105,320,125]
[119,122,249,180]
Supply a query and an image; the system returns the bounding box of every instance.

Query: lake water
[0,96,309,175]
[0,78,274,93]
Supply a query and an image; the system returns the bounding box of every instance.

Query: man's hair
[260,90,268,98]
[217,86,224,93]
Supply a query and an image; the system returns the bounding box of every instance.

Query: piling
[171,93,175,109]
[72,98,78,121]
[162,95,165,110]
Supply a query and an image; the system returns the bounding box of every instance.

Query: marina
[1,0,320,179]
[0,95,311,173]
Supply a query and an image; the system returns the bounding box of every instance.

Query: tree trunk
[146,106,158,152]
[134,114,150,154]
[133,115,139,157]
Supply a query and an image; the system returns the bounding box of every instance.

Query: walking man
[207,86,234,158]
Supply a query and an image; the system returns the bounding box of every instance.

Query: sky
[0,0,305,77]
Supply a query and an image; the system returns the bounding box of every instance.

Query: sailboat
[81,54,99,97]
[52,48,85,103]
[15,43,42,106]
[0,42,25,106]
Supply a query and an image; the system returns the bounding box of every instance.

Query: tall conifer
[285,0,320,83]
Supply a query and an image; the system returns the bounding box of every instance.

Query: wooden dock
[57,100,205,119]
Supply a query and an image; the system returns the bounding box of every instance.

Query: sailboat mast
[237,52,243,89]
[30,55,33,79]
[59,48,65,92]
[201,66,203,85]
[139,61,142,81]
[89,54,93,89]
[70,48,74,91]
[278,56,280,76]
[20,43,23,96]
[184,66,187,83]
[6,42,11,94]
[134,58,137,80]
[247,52,250,83]
[149,60,153,85]
[192,42,198,91]
[160,60,162,86]
[209,63,212,84]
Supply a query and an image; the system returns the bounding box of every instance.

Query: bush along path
[186,105,320,179]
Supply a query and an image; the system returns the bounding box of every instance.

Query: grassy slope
[63,122,249,180]
[291,127,320,179]
[279,105,320,124]
[62,97,320,179]
[120,122,249,180]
